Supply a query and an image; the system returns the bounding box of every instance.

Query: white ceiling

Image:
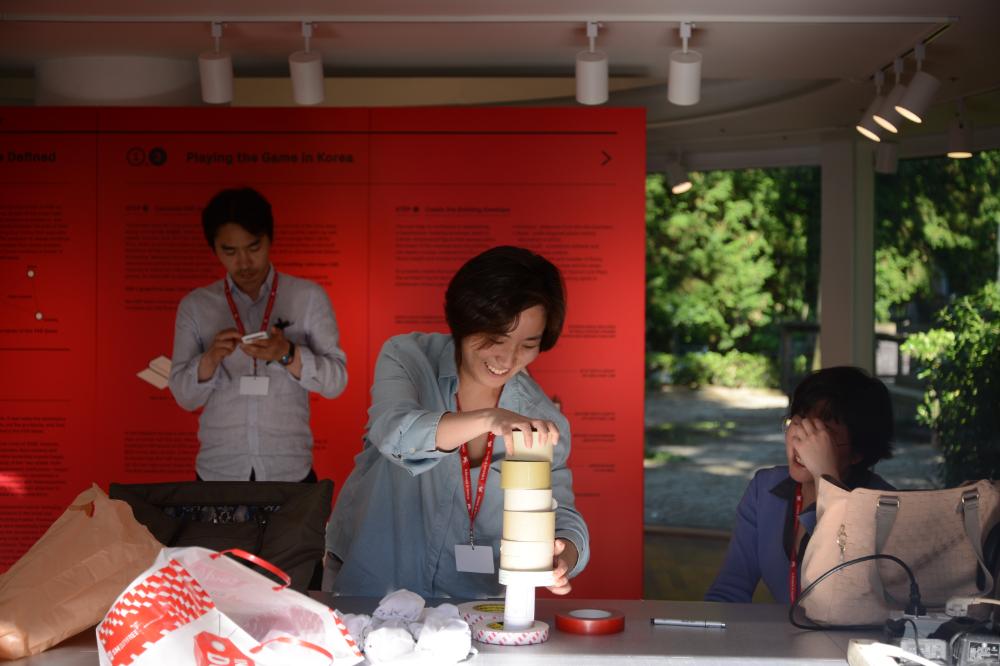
[2,0,999,165]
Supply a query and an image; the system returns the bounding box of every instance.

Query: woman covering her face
[705,366,895,604]
[324,246,589,598]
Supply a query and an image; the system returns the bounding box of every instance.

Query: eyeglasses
[781,417,793,433]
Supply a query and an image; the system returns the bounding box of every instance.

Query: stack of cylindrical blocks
[500,430,555,582]
[472,429,554,645]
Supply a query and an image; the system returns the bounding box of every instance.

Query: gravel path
[643,386,942,531]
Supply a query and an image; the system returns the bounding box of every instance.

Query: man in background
[169,187,348,481]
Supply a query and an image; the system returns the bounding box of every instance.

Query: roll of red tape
[554,608,626,635]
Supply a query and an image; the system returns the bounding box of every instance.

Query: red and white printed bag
[97,547,363,666]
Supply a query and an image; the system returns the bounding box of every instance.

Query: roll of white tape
[458,601,505,626]
[500,539,553,571]
[503,510,555,542]
[498,568,555,587]
[472,620,550,646]
[510,430,553,462]
[500,460,551,490]
[503,488,554,512]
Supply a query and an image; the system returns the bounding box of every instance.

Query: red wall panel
[0,107,645,599]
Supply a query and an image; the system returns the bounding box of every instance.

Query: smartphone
[241,331,270,344]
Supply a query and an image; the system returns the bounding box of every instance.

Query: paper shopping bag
[0,484,162,659]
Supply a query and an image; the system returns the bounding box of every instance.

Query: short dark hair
[789,366,894,470]
[445,246,566,365]
[201,187,274,248]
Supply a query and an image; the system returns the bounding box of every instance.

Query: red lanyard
[789,482,803,603]
[455,394,496,546]
[224,271,279,375]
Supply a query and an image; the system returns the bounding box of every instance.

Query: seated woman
[324,245,589,598]
[705,366,894,603]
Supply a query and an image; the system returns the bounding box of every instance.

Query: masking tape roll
[500,539,553,571]
[500,460,551,490]
[554,609,626,635]
[458,601,505,626]
[503,488,554,512]
[510,430,553,462]
[473,620,550,646]
[503,510,555,542]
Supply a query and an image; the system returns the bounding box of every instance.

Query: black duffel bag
[109,480,333,592]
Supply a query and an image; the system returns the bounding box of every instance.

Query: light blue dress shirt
[326,332,590,598]
[168,266,348,481]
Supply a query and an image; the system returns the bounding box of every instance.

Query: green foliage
[901,283,1000,485]
[875,152,1000,322]
[646,350,776,389]
[646,167,820,356]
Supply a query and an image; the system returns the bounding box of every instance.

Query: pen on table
[650,618,726,629]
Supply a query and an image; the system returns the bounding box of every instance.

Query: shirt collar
[769,466,874,500]
[225,265,275,302]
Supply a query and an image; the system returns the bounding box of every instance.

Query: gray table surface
[9,597,881,665]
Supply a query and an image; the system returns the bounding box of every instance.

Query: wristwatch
[278,340,296,366]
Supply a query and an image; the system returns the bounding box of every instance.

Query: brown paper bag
[0,484,163,659]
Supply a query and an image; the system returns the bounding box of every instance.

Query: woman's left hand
[546,538,578,595]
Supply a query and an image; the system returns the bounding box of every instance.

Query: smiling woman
[324,245,591,600]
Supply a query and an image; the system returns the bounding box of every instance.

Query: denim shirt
[326,332,590,598]
[705,465,893,603]
[168,266,348,481]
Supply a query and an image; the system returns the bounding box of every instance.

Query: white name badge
[239,375,270,396]
[455,544,495,574]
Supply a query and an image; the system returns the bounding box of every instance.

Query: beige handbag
[800,478,1000,626]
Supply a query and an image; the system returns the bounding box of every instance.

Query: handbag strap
[873,489,994,604]
[961,489,994,593]
[873,496,903,605]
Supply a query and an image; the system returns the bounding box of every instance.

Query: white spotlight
[666,159,692,194]
[856,70,885,143]
[947,100,973,159]
[668,22,702,106]
[576,21,608,105]
[895,43,940,124]
[198,22,233,104]
[874,142,898,175]
[873,58,906,133]
[289,22,324,105]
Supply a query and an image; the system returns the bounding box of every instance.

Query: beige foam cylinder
[503,488,553,512]
[503,511,555,542]
[500,460,551,489]
[500,539,553,571]
[510,430,554,462]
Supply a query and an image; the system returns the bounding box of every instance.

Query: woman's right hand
[482,408,559,455]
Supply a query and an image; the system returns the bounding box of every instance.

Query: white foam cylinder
[668,50,702,106]
[575,50,608,105]
[289,50,325,105]
[35,56,199,105]
[198,51,233,104]
[503,582,536,632]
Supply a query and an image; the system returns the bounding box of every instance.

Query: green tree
[875,152,1000,323]
[901,283,1000,485]
[646,167,820,354]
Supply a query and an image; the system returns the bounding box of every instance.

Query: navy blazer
[704,465,893,603]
